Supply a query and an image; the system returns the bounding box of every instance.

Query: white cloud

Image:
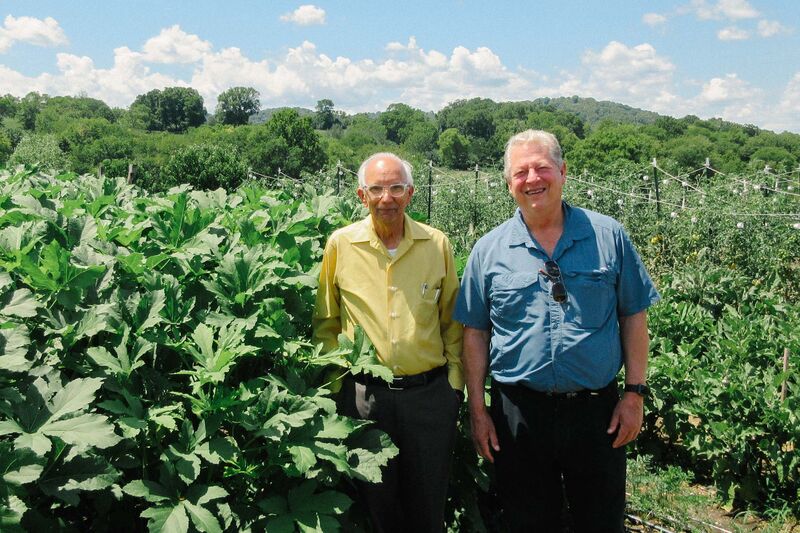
[1,28,798,132]
[696,73,758,103]
[141,25,212,63]
[643,13,668,26]
[0,15,68,53]
[757,19,790,38]
[717,26,750,40]
[280,5,326,26]
[680,0,759,21]
[689,73,764,124]
[763,72,800,131]
[575,41,678,113]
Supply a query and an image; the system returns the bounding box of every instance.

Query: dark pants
[491,381,626,533]
[338,370,460,533]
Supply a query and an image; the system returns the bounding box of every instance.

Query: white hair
[503,130,563,181]
[357,152,414,187]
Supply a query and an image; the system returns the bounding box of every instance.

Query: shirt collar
[349,213,431,244]
[507,202,594,250]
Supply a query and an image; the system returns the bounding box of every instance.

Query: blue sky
[1,1,799,132]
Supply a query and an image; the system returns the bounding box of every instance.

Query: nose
[522,168,539,182]
[378,191,396,204]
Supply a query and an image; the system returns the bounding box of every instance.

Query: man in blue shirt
[454,130,660,532]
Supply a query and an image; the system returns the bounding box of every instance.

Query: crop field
[0,164,799,531]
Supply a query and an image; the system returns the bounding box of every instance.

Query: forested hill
[534,96,661,127]
[1,88,798,193]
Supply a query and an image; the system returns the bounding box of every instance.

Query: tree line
[1,87,799,192]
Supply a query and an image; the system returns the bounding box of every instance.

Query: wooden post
[98,163,103,179]
[473,164,479,231]
[336,161,342,195]
[781,348,790,402]
[652,158,661,219]
[796,164,800,190]
[127,163,134,184]
[427,161,433,223]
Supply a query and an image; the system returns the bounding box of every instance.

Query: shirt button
[391,338,398,344]
[390,312,399,319]
[389,286,398,292]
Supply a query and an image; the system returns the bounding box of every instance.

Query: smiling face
[507,142,567,218]
[357,156,414,229]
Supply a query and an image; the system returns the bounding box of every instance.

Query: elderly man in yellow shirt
[313,152,463,533]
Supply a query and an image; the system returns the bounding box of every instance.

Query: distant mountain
[532,96,661,127]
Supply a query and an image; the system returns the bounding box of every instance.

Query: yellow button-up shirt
[312,214,464,390]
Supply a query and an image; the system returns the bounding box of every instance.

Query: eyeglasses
[363,183,410,199]
[540,260,567,303]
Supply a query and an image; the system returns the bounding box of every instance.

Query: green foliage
[438,98,497,140]
[35,96,116,133]
[643,263,800,515]
[16,92,47,130]
[402,121,439,160]
[438,128,472,169]
[567,122,657,172]
[215,87,260,126]
[7,134,67,172]
[0,94,19,120]
[161,144,249,191]
[130,88,206,133]
[313,99,342,130]
[58,118,134,174]
[0,169,397,531]
[263,109,327,177]
[0,130,11,164]
[379,103,428,144]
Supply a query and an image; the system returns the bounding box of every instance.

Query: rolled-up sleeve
[615,228,660,317]
[439,237,465,390]
[453,245,491,330]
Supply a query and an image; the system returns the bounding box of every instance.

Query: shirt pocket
[489,273,542,325]
[413,287,438,323]
[563,269,615,329]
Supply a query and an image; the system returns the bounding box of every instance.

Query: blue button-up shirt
[454,203,660,392]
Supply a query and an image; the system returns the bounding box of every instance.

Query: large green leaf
[346,429,399,483]
[122,480,173,504]
[5,377,120,456]
[180,322,257,390]
[38,454,119,505]
[86,328,149,378]
[141,503,189,533]
[0,325,31,372]
[183,501,222,533]
[0,287,41,318]
[309,327,394,383]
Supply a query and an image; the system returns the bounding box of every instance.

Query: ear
[560,161,567,182]
[407,185,415,201]
[357,187,369,207]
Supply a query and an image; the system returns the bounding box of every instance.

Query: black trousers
[491,381,626,533]
[338,370,461,533]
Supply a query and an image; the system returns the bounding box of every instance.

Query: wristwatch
[624,383,650,397]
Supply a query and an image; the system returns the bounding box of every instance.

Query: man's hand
[607,392,644,448]
[469,405,500,462]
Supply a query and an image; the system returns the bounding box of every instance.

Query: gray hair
[357,152,414,188]
[503,130,563,181]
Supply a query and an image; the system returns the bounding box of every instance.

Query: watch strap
[624,383,650,396]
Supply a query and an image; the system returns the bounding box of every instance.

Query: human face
[507,142,566,216]
[357,157,413,228]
